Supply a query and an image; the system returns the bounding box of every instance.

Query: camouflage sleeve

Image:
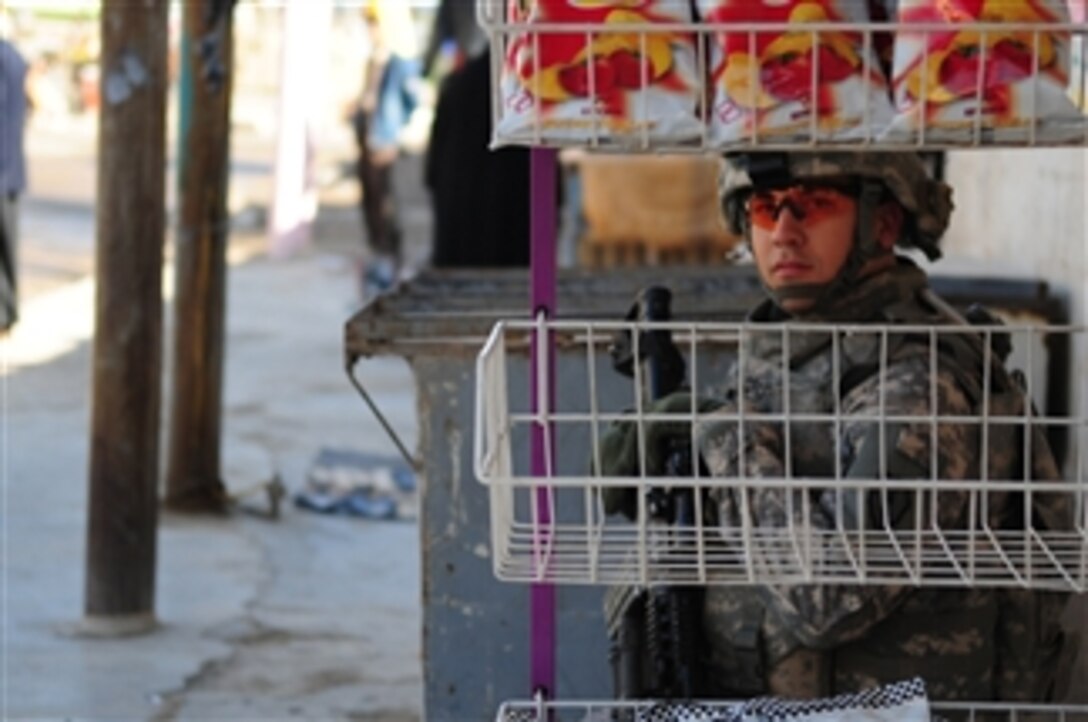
[704,355,979,649]
[838,354,979,527]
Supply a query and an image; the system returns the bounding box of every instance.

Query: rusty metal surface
[344,265,1059,362]
[343,266,765,361]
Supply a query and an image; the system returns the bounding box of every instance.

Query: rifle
[604,286,705,701]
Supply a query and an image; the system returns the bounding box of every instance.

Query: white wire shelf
[495,699,1088,721]
[474,318,1088,590]
[478,0,1088,150]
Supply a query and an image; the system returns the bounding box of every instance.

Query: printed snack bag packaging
[495,0,702,146]
[887,0,1082,142]
[697,0,895,146]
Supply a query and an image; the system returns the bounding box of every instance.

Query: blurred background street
[4,3,442,719]
[14,1,437,307]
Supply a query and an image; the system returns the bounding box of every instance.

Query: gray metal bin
[344,266,1067,722]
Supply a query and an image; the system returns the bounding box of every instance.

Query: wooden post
[84,0,169,632]
[164,0,234,512]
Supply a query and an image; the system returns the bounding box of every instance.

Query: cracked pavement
[4,187,426,721]
[5,25,436,716]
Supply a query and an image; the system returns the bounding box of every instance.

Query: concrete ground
[3,127,430,720]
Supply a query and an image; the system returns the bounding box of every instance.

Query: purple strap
[529,148,558,700]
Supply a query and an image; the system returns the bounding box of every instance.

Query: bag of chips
[697,0,895,146]
[885,0,1083,142]
[495,0,702,146]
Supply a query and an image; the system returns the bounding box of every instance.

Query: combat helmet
[720,151,954,311]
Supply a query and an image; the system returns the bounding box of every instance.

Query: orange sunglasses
[746,184,858,231]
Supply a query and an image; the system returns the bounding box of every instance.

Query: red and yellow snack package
[495,0,702,145]
[887,0,1082,141]
[697,0,895,145]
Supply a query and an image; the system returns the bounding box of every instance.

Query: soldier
[602,152,1076,705]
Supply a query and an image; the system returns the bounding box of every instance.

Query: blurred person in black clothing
[425,49,532,268]
[421,0,487,78]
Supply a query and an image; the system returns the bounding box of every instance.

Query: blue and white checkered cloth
[500,677,931,722]
[636,678,930,722]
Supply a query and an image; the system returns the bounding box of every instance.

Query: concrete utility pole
[165,0,235,513]
[84,0,169,633]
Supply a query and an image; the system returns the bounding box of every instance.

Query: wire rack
[495,699,1088,721]
[475,318,1088,590]
[477,0,1088,150]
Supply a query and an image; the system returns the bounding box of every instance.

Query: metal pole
[164,0,234,512]
[84,0,169,633]
[529,148,558,701]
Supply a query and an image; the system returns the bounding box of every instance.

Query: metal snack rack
[478,1,1088,151]
[476,318,1088,591]
[496,699,1088,721]
[472,0,1088,718]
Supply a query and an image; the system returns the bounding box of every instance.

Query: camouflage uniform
[601,152,1076,708]
[692,260,1071,704]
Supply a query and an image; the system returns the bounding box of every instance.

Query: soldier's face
[747,184,858,311]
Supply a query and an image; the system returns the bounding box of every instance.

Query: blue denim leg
[368,55,421,152]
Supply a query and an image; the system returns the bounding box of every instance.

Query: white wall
[941,149,1088,430]
[942,149,1087,319]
